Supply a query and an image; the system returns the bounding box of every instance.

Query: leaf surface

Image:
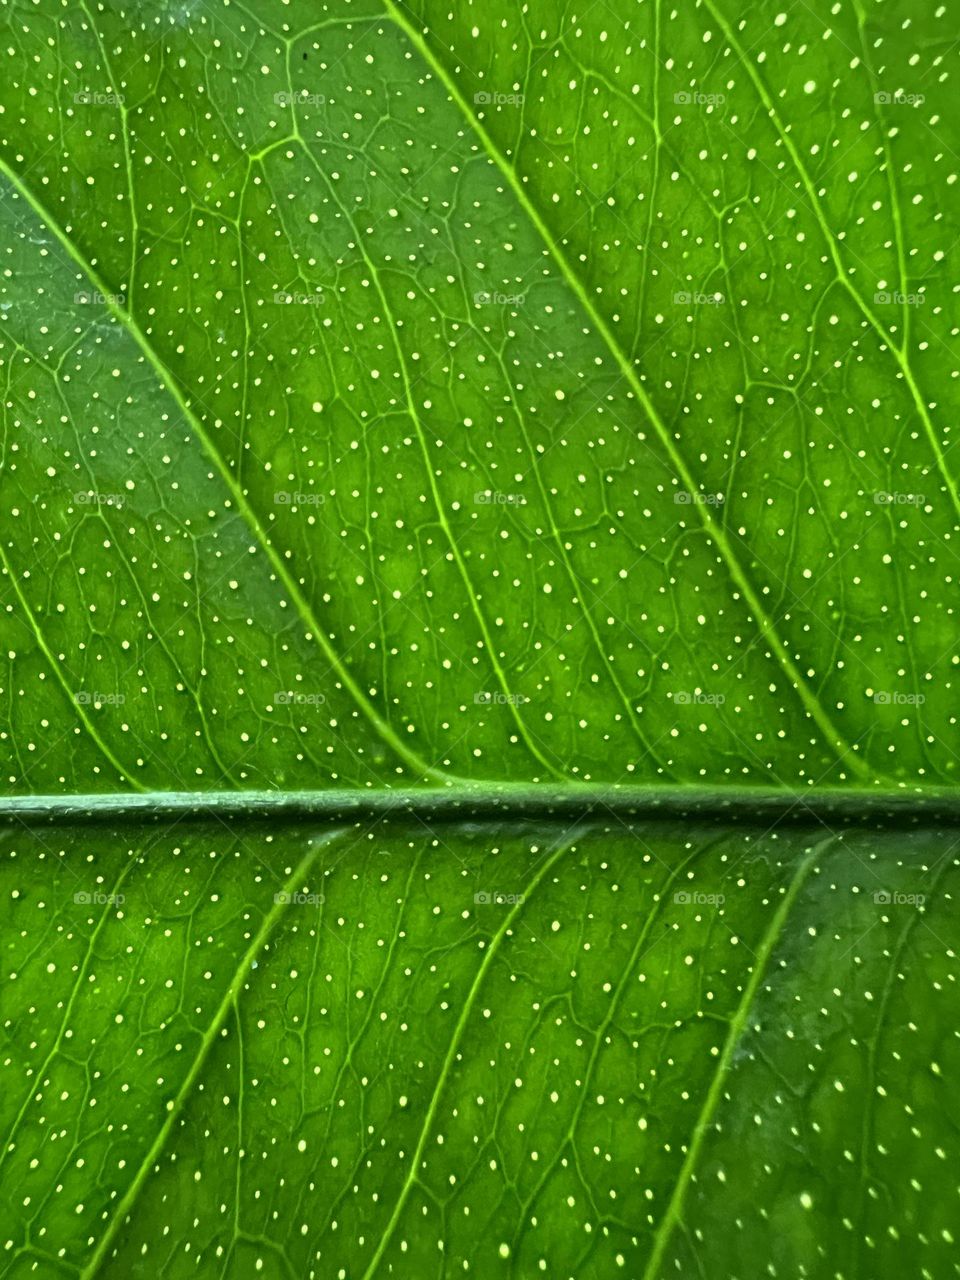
[0,0,956,791]
[0,1,958,1277]
[2,823,956,1279]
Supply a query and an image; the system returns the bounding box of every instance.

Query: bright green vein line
[381,0,873,784]
[290,140,564,779]
[77,832,338,1280]
[0,155,446,788]
[700,0,960,530]
[358,830,579,1280]
[639,834,831,1280]
[0,530,143,791]
[0,854,141,1182]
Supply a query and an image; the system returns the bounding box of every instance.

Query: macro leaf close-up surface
[0,0,958,1275]
[3,822,959,1279]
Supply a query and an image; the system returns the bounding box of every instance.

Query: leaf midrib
[4,782,960,828]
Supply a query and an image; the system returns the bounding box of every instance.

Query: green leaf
[0,0,956,791]
[2,823,956,1279]
[0,0,957,1276]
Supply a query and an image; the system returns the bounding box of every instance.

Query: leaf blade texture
[0,0,957,1276]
